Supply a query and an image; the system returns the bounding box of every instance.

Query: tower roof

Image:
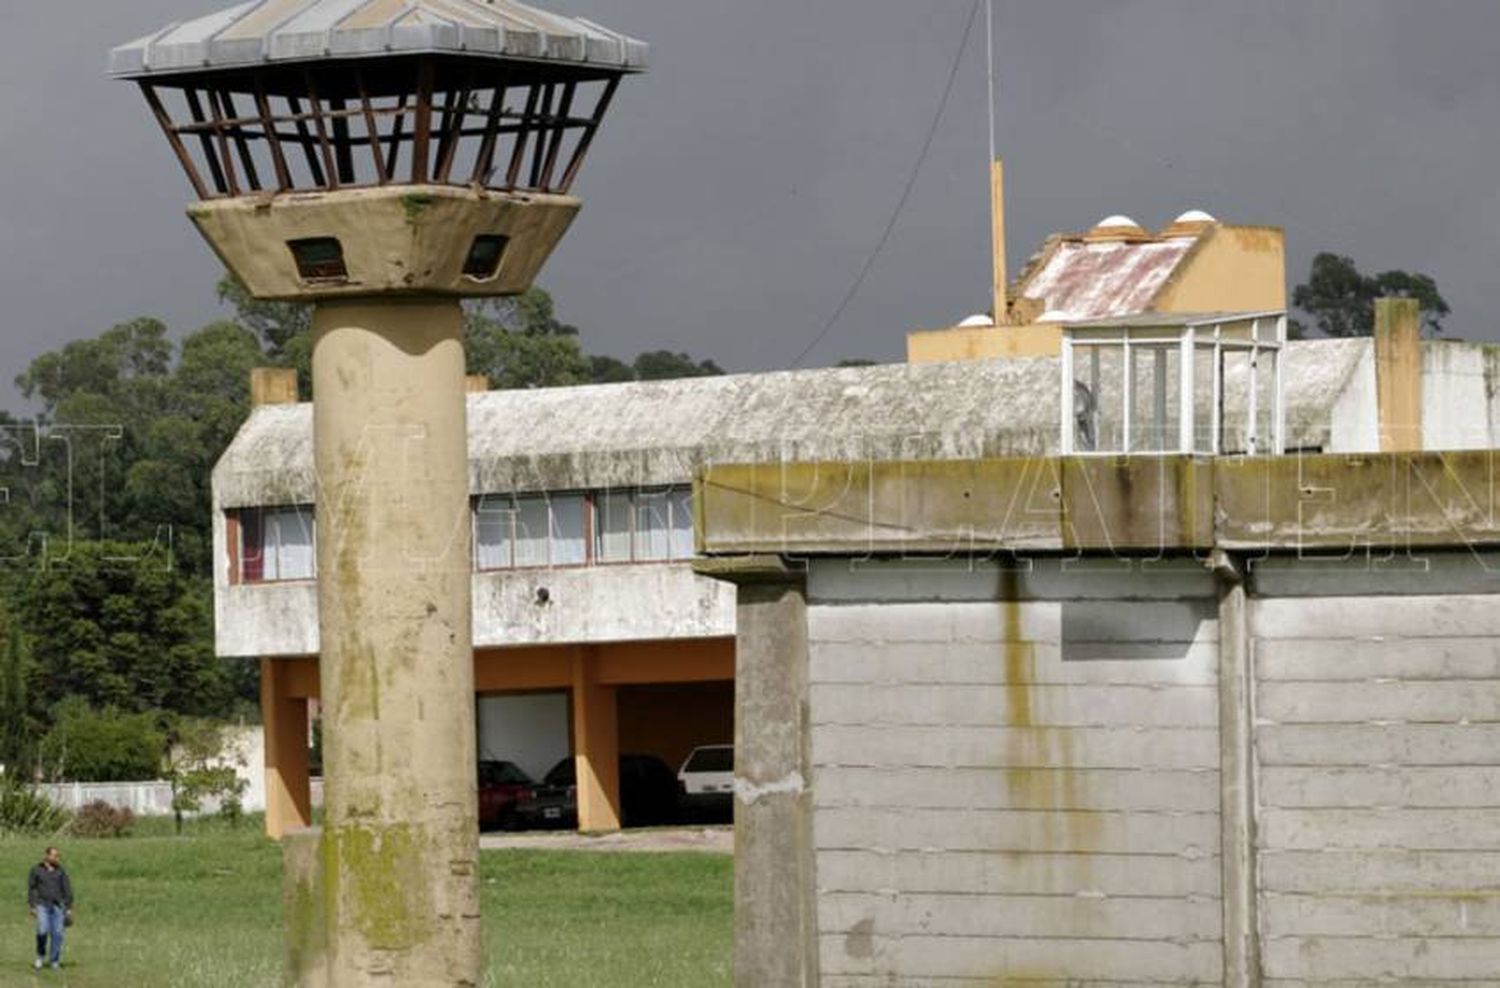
[109,0,648,80]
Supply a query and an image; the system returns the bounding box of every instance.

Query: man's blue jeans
[34,904,65,964]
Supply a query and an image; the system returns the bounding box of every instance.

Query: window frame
[473,491,594,573]
[233,504,317,585]
[472,486,697,572]
[592,487,695,566]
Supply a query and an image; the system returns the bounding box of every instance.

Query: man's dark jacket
[27,864,71,909]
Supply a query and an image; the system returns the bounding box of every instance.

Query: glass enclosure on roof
[1061,313,1285,456]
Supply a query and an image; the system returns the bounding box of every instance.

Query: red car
[477,760,535,830]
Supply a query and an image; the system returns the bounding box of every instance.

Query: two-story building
[216,212,1500,839]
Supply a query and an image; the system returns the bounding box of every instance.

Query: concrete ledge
[698,451,1500,555]
[190,185,579,301]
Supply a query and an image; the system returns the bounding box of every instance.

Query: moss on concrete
[327,822,432,952]
[699,451,1500,556]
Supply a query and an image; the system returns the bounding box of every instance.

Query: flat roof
[110,0,648,80]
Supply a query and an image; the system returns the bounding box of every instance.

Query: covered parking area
[262,638,733,837]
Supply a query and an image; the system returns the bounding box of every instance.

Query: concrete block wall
[1251,556,1500,985]
[789,553,1500,986]
[805,559,1223,985]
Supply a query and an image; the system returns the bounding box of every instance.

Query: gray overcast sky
[1,2,1497,409]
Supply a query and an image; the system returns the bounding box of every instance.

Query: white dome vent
[957,313,994,328]
[1085,214,1151,243]
[1161,209,1220,238]
[1174,209,1217,224]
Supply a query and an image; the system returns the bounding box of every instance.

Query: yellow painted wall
[907,323,1063,364]
[1152,225,1286,314]
[907,223,1286,365]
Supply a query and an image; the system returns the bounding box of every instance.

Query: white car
[677,744,734,822]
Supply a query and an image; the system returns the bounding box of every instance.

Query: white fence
[42,781,181,817]
[39,777,325,818]
[33,725,327,819]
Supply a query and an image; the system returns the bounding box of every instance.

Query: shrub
[0,779,71,837]
[166,718,248,834]
[68,799,135,838]
[39,698,166,782]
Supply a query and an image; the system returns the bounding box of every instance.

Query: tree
[465,288,592,389]
[632,351,725,381]
[38,698,165,783]
[0,610,39,778]
[1292,253,1450,338]
[20,541,227,718]
[588,355,636,384]
[216,274,312,364]
[163,716,248,834]
[5,319,265,576]
[15,317,173,419]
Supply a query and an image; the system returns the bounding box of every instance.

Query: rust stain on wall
[997,562,1100,981]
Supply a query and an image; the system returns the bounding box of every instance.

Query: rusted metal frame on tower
[472,77,508,187]
[174,104,387,132]
[354,69,388,185]
[203,88,243,196]
[283,96,328,188]
[431,90,460,184]
[538,80,577,192]
[412,61,436,184]
[217,90,263,191]
[138,83,210,200]
[253,81,293,192]
[384,94,410,182]
[504,84,541,190]
[528,83,556,189]
[329,97,356,185]
[302,71,341,190]
[183,88,231,196]
[175,106,594,136]
[559,74,620,194]
[435,68,478,184]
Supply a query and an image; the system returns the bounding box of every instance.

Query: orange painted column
[261,658,312,839]
[571,647,621,832]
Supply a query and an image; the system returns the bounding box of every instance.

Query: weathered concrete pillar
[262,658,313,840]
[572,647,622,833]
[697,556,819,988]
[252,367,300,408]
[1212,550,1260,987]
[1375,296,1423,453]
[284,827,329,988]
[312,300,479,987]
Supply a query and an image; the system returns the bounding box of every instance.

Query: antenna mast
[987,0,1007,326]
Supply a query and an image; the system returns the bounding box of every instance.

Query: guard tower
[112,4,644,985]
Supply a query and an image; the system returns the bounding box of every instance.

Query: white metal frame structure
[1060,312,1286,457]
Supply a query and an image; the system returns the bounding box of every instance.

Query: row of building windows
[233,488,695,584]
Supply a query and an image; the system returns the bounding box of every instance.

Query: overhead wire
[790,0,983,368]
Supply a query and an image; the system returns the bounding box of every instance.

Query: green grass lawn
[0,822,731,987]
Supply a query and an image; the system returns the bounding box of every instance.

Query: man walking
[27,847,72,970]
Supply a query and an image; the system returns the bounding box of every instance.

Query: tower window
[463,235,509,280]
[288,238,348,281]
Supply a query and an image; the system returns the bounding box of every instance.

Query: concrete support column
[1213,550,1260,987]
[1375,297,1423,453]
[262,658,313,840]
[698,556,819,988]
[251,366,300,407]
[310,299,479,987]
[572,647,621,832]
